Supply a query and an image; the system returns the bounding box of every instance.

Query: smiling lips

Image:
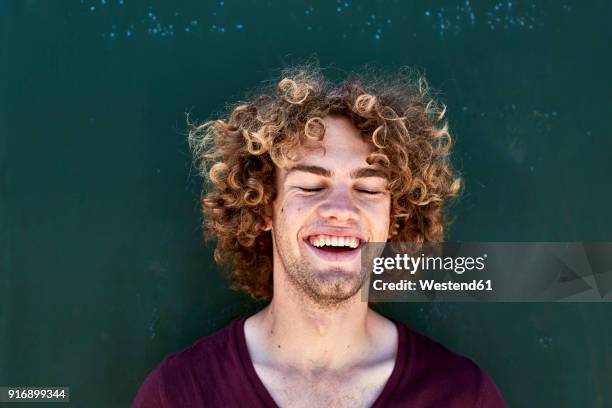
[307,235,361,249]
[304,234,364,263]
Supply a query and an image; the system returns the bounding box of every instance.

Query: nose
[317,185,359,224]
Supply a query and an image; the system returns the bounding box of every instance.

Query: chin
[310,270,364,292]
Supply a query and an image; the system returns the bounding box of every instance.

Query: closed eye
[356,189,382,195]
[298,187,324,192]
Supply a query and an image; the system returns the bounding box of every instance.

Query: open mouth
[304,234,364,261]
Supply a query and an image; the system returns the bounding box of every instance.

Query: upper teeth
[308,235,360,249]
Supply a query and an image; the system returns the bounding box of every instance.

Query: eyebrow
[350,168,387,179]
[286,164,387,179]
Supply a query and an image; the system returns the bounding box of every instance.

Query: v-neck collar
[235,316,408,408]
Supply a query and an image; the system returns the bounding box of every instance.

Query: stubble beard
[274,229,367,308]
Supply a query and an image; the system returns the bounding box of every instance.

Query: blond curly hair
[189,64,462,300]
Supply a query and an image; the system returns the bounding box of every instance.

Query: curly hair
[188,64,462,300]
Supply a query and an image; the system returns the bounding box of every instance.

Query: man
[133,66,507,407]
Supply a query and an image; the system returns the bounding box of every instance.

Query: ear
[262,216,272,232]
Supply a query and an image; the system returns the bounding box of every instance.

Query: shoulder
[406,327,480,379]
[132,319,245,408]
[391,324,507,407]
[164,318,242,373]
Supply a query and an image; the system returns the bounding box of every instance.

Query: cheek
[283,204,305,219]
[273,194,306,227]
[363,197,391,216]
[365,198,391,236]
[279,192,309,214]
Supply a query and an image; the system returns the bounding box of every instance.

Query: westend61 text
[372,279,493,292]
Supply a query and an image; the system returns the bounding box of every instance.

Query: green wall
[1,1,611,406]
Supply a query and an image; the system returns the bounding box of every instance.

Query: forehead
[296,115,372,166]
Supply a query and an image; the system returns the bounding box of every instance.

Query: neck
[247,271,380,371]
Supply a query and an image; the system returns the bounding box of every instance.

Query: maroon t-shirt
[133,317,507,407]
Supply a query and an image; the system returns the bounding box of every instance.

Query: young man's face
[271,115,391,305]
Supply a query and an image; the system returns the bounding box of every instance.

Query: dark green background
[1,0,611,407]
